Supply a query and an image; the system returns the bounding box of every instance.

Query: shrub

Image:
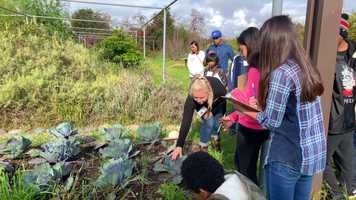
[158,183,192,200]
[97,29,143,68]
[0,24,184,129]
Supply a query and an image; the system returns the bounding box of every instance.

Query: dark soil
[0,139,195,200]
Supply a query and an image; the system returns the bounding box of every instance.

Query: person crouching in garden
[171,76,226,160]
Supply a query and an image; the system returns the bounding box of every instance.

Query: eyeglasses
[212,37,219,40]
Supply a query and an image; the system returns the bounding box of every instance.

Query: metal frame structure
[0,0,179,81]
[59,0,178,81]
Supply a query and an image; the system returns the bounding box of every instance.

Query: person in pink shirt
[221,27,269,185]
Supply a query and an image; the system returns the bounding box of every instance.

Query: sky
[65,0,356,38]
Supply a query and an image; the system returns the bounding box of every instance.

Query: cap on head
[339,13,349,39]
[211,30,222,39]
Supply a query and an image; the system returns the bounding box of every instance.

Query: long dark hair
[237,27,260,67]
[258,15,324,109]
[190,41,200,53]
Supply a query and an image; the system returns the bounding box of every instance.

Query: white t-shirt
[187,51,205,78]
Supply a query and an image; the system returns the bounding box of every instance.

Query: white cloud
[259,3,272,17]
[67,0,356,38]
[210,14,224,27]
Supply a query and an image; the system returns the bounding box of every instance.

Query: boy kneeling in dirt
[181,151,265,200]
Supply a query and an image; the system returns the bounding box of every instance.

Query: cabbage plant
[0,136,31,158]
[96,158,134,188]
[99,138,132,160]
[48,122,77,138]
[40,138,80,163]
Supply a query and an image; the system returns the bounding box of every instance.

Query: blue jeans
[200,112,223,146]
[265,162,313,200]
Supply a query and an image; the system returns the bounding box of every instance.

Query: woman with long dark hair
[235,15,326,200]
[187,41,205,79]
[220,27,269,185]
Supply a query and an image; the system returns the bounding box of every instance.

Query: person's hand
[171,147,183,160]
[249,97,258,108]
[219,116,233,130]
[203,111,213,119]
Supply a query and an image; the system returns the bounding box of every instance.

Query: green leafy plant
[0,136,31,158]
[24,162,73,189]
[0,167,50,200]
[153,155,187,184]
[208,146,223,164]
[100,124,131,141]
[97,29,143,67]
[48,122,78,138]
[136,122,161,143]
[40,138,80,163]
[99,138,132,159]
[95,158,134,188]
[158,183,192,200]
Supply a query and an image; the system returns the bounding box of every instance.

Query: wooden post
[304,0,342,198]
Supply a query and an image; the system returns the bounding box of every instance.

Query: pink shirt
[228,67,265,130]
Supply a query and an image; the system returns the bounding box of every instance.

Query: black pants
[353,131,356,192]
[235,124,269,184]
[324,132,354,196]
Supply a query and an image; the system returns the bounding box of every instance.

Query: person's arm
[237,74,247,90]
[255,69,291,129]
[176,96,195,147]
[235,68,291,128]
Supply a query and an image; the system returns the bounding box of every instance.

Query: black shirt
[328,50,355,134]
[176,76,226,147]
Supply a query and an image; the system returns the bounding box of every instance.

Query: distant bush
[0,24,184,129]
[97,29,143,68]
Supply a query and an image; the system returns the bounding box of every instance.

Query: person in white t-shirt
[187,41,205,79]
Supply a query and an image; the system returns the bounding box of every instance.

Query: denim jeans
[200,112,223,147]
[265,162,313,200]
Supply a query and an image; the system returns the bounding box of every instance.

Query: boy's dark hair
[181,152,225,193]
[237,27,260,67]
[205,51,219,65]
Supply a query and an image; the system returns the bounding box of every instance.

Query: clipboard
[223,93,262,112]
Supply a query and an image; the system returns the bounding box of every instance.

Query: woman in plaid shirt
[235,15,326,200]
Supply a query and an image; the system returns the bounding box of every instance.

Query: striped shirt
[256,60,326,175]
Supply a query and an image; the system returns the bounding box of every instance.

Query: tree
[0,0,71,39]
[348,12,356,42]
[71,8,111,31]
[146,9,175,51]
[189,9,205,35]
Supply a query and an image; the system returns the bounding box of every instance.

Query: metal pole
[272,0,283,16]
[162,8,167,82]
[60,0,163,10]
[135,30,138,44]
[143,27,146,60]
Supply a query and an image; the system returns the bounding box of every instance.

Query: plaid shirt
[257,60,326,175]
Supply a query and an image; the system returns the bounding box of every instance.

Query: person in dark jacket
[324,13,356,200]
[171,76,226,160]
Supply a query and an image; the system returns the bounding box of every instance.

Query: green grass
[145,55,190,90]
[0,167,50,200]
